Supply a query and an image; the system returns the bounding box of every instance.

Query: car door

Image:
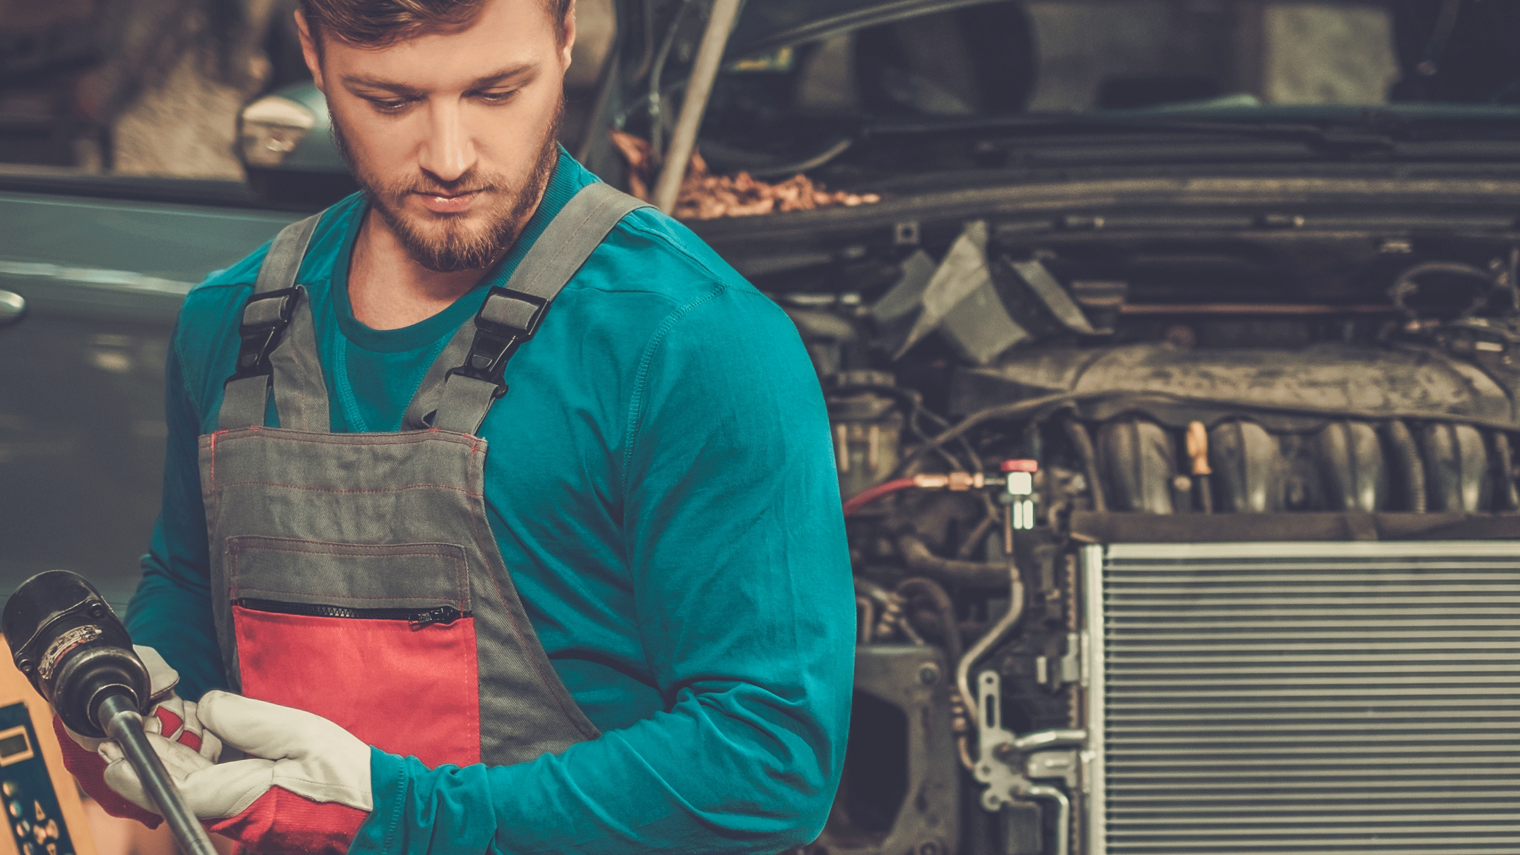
[0,183,300,607]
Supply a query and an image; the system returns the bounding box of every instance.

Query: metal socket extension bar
[98,694,218,855]
[1019,784,1071,855]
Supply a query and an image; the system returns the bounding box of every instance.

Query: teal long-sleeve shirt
[124,150,855,855]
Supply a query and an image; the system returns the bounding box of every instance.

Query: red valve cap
[1001,459,1039,473]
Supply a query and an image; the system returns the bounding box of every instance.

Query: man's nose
[417,99,476,183]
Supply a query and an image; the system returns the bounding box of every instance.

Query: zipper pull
[410,606,461,630]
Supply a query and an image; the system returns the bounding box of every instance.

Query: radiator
[1083,541,1520,855]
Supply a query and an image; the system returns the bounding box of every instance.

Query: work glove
[100,690,372,855]
[53,645,222,827]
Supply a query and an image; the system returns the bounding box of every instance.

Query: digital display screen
[0,733,28,760]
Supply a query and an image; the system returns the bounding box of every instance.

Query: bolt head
[918,664,940,685]
[917,841,941,855]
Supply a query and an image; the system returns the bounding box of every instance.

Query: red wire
[841,478,917,517]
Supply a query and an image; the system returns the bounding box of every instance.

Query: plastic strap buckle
[225,287,300,385]
[444,287,550,399]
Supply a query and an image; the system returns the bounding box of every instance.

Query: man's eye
[476,90,518,105]
[369,97,410,113]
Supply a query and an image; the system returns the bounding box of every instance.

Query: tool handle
[97,694,218,855]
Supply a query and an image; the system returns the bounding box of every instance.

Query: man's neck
[346,210,500,331]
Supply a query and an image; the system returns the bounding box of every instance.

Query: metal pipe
[1012,729,1088,752]
[956,736,975,770]
[1385,420,1426,513]
[651,0,745,213]
[955,564,1025,769]
[98,694,217,855]
[1495,433,1519,511]
[1018,784,1071,855]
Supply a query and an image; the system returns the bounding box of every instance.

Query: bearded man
[50,1,855,853]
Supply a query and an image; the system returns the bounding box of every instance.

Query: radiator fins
[1088,541,1520,855]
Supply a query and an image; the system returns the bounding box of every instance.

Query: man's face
[299,0,575,272]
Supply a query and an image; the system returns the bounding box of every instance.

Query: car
[6,2,1520,854]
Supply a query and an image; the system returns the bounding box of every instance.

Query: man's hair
[300,0,572,49]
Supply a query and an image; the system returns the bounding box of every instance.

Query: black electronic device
[1,571,148,740]
[1,571,214,855]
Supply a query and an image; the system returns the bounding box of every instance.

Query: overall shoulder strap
[218,214,329,431]
[407,183,651,434]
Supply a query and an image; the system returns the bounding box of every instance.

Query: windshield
[693,0,1520,159]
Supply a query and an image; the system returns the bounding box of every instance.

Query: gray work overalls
[198,182,645,767]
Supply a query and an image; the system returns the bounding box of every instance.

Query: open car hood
[720,0,1000,60]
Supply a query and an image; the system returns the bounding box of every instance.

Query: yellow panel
[0,641,96,855]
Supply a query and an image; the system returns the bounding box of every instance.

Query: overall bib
[198,182,646,768]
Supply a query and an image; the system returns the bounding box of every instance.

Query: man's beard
[333,101,562,273]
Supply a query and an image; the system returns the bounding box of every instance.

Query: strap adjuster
[444,287,549,398]
[226,287,301,385]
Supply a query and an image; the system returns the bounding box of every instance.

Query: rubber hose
[895,577,963,667]
[1062,418,1107,512]
[842,478,917,517]
[1386,420,1427,513]
[897,532,1011,587]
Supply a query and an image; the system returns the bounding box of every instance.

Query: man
[53,0,855,853]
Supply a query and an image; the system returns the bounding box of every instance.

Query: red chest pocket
[227,537,481,768]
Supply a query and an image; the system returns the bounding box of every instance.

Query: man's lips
[412,189,486,214]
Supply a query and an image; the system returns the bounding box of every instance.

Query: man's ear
[559,0,577,72]
[295,10,325,93]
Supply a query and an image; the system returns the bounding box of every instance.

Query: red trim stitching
[213,432,472,449]
[465,491,590,736]
[229,538,463,553]
[209,481,482,498]
[232,587,463,603]
[232,544,463,556]
[227,545,469,604]
[231,570,469,603]
[465,620,482,759]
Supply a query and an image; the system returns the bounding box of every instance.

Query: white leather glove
[101,690,372,855]
[53,645,221,828]
[62,646,222,760]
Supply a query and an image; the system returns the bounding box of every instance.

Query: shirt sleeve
[123,326,228,702]
[355,285,856,855]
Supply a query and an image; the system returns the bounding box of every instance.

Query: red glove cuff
[51,717,162,829]
[209,788,367,855]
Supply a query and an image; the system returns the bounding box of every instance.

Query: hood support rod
[652,0,744,213]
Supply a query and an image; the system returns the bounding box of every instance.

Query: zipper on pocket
[234,599,466,630]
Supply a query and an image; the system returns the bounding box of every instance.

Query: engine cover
[952,343,1516,429]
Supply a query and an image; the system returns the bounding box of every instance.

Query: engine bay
[736,186,1520,855]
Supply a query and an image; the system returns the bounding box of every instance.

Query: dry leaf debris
[609,130,881,220]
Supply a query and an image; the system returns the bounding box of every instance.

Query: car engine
[745,200,1520,855]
